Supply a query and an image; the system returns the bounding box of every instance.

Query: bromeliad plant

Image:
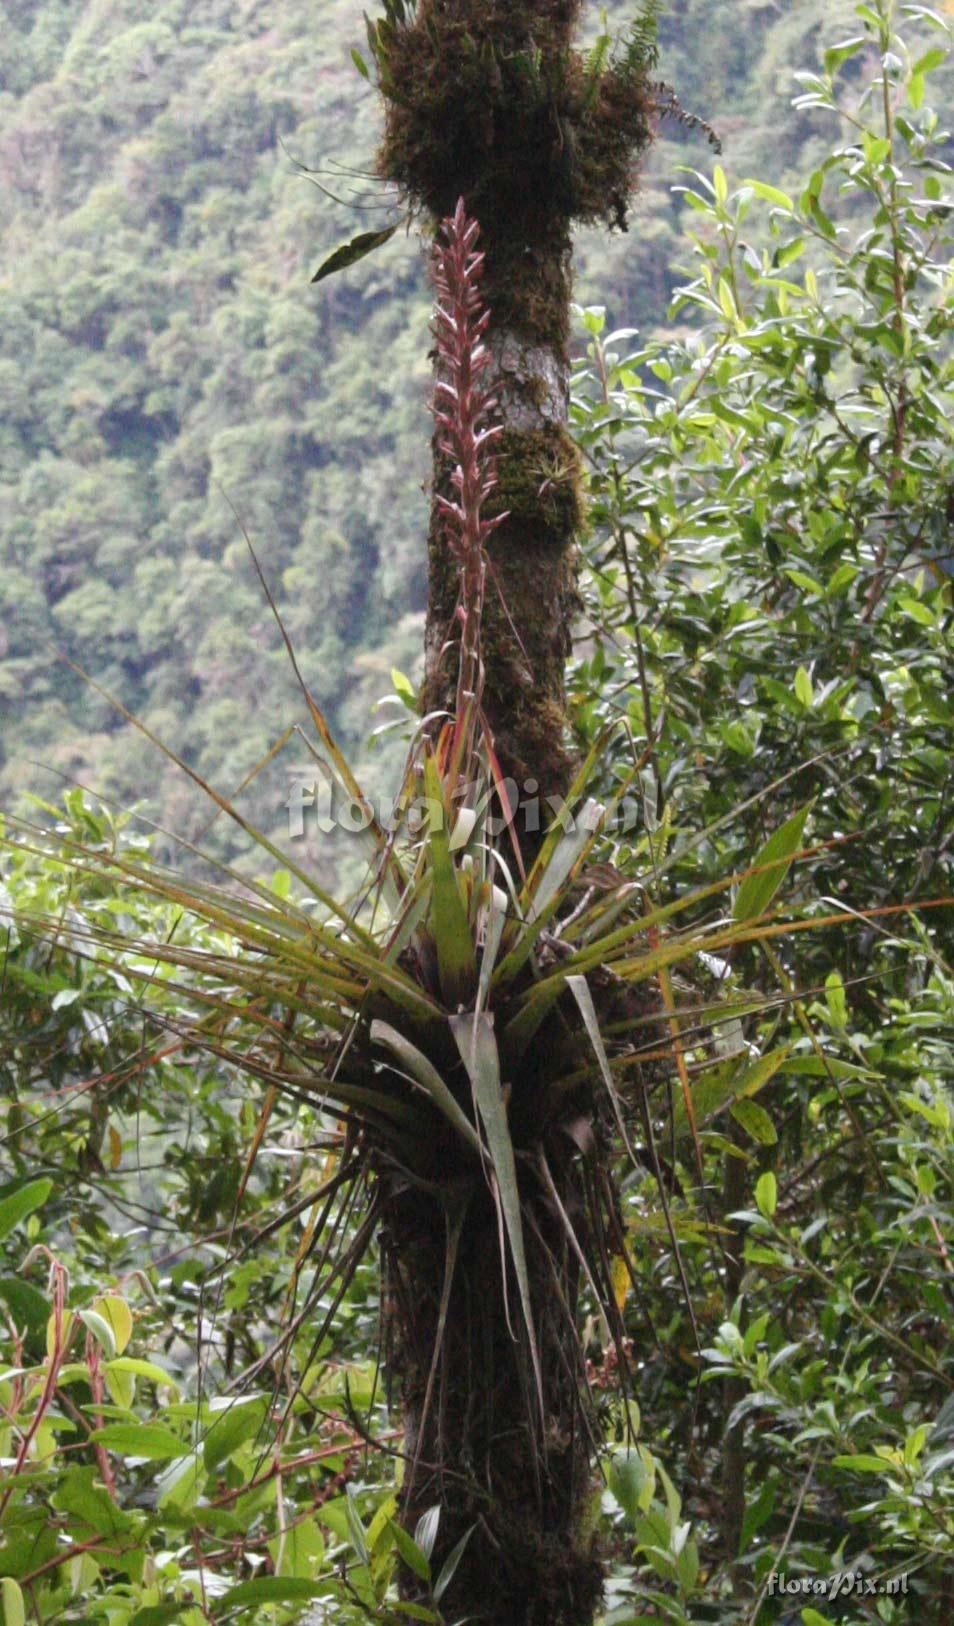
[0,200,917,1625]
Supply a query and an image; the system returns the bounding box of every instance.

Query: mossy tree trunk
[370,4,657,1619]
[423,262,583,807]
[407,3,585,805]
[381,1147,602,1626]
[379,0,654,807]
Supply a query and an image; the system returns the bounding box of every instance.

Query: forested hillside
[0,0,941,867]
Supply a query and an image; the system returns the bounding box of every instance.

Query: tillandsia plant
[4,6,952,1626]
[2,359,937,1626]
[0,199,851,1623]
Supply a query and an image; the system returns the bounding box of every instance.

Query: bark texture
[381,1145,602,1626]
[421,181,582,804]
[366,5,657,1620]
[378,0,653,806]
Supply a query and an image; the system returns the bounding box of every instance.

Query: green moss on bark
[489,427,585,539]
[377,1,654,240]
[424,425,582,801]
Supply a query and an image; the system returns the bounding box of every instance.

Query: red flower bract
[431,198,509,788]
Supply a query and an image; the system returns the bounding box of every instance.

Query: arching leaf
[311,224,401,285]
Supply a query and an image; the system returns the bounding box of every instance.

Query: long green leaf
[518,728,609,903]
[311,224,400,284]
[434,1525,476,1604]
[370,1021,483,1154]
[492,801,602,991]
[89,1424,188,1460]
[22,828,441,1025]
[477,883,509,1012]
[734,804,811,922]
[227,510,408,912]
[566,975,639,1164]
[219,1577,324,1609]
[202,1398,267,1471]
[501,973,567,1061]
[424,753,476,1007]
[48,654,379,945]
[449,1012,542,1413]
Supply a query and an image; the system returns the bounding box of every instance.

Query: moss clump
[375,1,656,243]
[573,57,656,230]
[488,426,585,541]
[378,5,579,234]
[492,689,576,806]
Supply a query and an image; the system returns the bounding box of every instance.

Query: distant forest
[0,0,942,873]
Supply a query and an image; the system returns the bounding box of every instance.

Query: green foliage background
[0,0,914,865]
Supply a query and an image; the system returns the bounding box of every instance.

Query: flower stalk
[431,198,508,791]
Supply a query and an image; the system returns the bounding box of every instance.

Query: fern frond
[622,0,662,77]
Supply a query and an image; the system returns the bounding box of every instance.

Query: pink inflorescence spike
[431,199,508,781]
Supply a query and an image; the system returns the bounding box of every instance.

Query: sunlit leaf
[0,1178,53,1244]
[424,751,476,1006]
[0,1579,25,1626]
[91,1296,133,1356]
[730,1099,777,1145]
[734,805,811,922]
[755,1172,777,1219]
[90,1423,189,1460]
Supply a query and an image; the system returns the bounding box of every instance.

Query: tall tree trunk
[379,0,654,806]
[423,207,582,808]
[381,1149,602,1625]
[370,5,657,1618]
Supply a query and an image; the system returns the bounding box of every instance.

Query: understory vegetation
[1,2,953,1624]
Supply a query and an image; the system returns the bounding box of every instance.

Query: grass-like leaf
[371,1020,483,1154]
[450,1012,543,1415]
[424,752,476,1007]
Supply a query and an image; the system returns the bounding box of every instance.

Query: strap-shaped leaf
[734,804,811,922]
[566,975,639,1165]
[493,799,602,990]
[371,1021,483,1155]
[434,1524,476,1604]
[501,971,566,1061]
[476,883,509,1012]
[311,224,400,284]
[449,1012,542,1412]
[424,752,476,1007]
